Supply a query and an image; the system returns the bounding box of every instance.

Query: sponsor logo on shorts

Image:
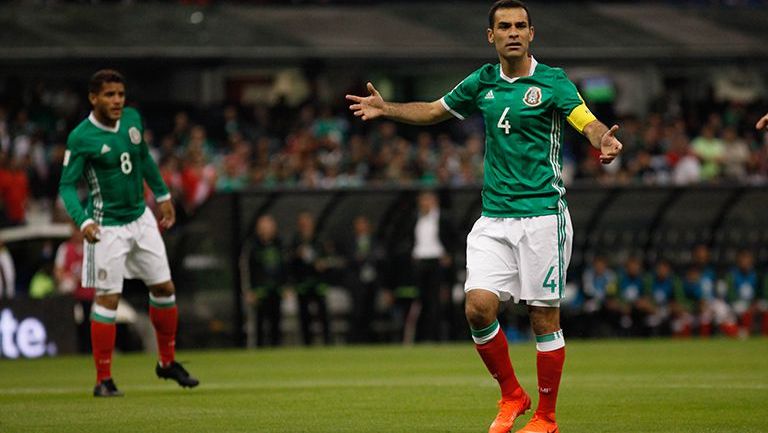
[128,127,141,145]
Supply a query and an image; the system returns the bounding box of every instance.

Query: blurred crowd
[0,78,766,227]
[566,244,767,339]
[243,211,768,346]
[2,196,765,348]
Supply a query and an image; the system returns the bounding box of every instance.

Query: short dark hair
[488,0,532,29]
[89,69,125,94]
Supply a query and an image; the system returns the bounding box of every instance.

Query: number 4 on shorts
[542,266,557,293]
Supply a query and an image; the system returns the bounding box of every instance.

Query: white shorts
[464,210,573,306]
[82,207,172,295]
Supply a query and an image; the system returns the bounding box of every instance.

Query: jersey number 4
[543,265,557,293]
[120,152,133,174]
[497,107,511,135]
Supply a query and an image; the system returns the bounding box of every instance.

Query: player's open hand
[756,114,768,130]
[158,200,176,229]
[346,82,385,121]
[599,124,623,164]
[82,222,101,243]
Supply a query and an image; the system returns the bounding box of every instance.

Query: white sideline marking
[0,378,766,396]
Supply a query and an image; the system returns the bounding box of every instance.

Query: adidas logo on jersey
[484,90,495,99]
[101,144,111,154]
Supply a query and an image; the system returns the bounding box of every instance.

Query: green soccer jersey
[441,58,586,217]
[59,107,169,227]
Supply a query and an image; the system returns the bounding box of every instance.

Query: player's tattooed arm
[583,120,623,165]
[346,82,452,125]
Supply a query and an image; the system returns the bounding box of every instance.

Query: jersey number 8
[120,152,132,174]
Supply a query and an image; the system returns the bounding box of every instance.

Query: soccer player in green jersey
[346,2,622,432]
[59,70,199,397]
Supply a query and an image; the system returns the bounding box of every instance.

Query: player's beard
[99,105,123,124]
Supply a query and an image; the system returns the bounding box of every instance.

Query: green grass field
[1,338,767,433]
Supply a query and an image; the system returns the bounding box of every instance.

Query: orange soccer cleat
[488,392,531,433]
[515,414,559,433]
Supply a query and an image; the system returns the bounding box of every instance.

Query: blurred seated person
[645,259,692,337]
[580,255,625,336]
[682,265,737,337]
[725,249,767,336]
[617,256,655,336]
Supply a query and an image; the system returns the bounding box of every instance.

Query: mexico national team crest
[129,127,141,145]
[98,269,108,281]
[523,86,543,107]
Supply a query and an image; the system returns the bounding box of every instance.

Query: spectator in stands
[725,249,767,336]
[667,133,702,185]
[691,123,725,182]
[180,147,216,213]
[409,191,456,342]
[0,154,29,226]
[246,214,286,347]
[172,111,191,145]
[344,215,384,343]
[216,154,247,192]
[291,211,331,345]
[54,224,94,352]
[0,236,15,300]
[720,126,751,181]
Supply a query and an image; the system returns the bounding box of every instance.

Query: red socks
[473,320,523,400]
[149,294,178,367]
[91,305,117,383]
[535,346,565,422]
[534,330,566,422]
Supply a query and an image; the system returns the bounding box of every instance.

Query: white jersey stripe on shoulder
[439,97,465,120]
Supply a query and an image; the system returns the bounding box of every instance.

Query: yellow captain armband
[566,102,598,134]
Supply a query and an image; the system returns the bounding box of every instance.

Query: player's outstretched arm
[346,82,452,125]
[583,120,623,165]
[756,113,768,130]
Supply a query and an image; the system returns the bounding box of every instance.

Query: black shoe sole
[158,376,199,388]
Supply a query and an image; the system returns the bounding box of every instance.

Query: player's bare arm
[158,200,176,229]
[346,82,453,125]
[756,113,768,130]
[583,120,623,165]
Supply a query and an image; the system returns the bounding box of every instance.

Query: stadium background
[0,0,767,354]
